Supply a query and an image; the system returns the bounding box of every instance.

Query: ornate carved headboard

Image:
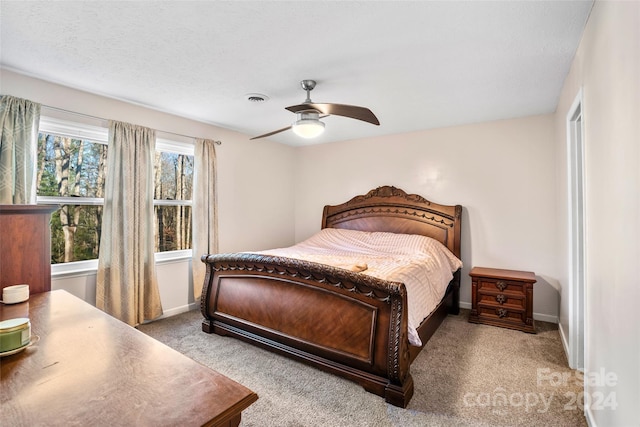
[322,186,462,258]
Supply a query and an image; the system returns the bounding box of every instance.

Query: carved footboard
[201,253,415,407]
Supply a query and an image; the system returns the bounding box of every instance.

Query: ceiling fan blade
[250,125,292,140]
[250,115,329,141]
[286,103,380,125]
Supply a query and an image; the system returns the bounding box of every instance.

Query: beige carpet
[138,309,587,427]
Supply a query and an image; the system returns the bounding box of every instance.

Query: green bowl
[0,318,30,353]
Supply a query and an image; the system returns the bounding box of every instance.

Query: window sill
[155,250,193,264]
[51,259,99,278]
[51,250,194,279]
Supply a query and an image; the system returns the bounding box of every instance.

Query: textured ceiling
[0,1,593,146]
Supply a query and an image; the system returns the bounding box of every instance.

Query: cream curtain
[96,121,163,326]
[192,138,218,300]
[0,95,41,204]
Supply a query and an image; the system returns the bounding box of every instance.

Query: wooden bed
[200,186,462,407]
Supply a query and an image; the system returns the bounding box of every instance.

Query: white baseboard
[458,301,559,324]
[559,322,571,364]
[157,302,199,319]
[584,407,596,427]
[533,312,559,323]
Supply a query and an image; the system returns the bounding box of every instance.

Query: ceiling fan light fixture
[292,113,325,139]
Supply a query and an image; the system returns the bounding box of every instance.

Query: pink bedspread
[256,228,462,346]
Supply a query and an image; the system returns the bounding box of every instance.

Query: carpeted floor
[138,309,587,427]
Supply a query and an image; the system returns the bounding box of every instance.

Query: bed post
[385,376,414,408]
[382,286,414,407]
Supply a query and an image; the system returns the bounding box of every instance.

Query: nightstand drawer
[477,292,525,310]
[477,278,525,296]
[475,306,526,323]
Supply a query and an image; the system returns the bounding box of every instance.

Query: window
[37,115,194,266]
[154,138,194,254]
[37,117,109,264]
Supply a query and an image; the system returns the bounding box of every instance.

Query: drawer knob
[496,294,506,304]
[496,281,507,291]
[496,308,508,318]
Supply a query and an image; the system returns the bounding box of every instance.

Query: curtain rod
[41,104,222,145]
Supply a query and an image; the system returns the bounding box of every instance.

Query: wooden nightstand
[468,267,536,333]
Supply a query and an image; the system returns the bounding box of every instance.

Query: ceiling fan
[250,80,380,140]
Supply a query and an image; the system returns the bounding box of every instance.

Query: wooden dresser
[1,291,258,426]
[0,205,57,294]
[468,266,536,333]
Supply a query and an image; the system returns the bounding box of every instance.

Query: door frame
[566,89,586,371]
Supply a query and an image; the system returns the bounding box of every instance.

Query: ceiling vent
[245,93,269,103]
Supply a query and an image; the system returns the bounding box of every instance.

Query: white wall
[554,1,639,426]
[1,69,296,315]
[294,114,560,321]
